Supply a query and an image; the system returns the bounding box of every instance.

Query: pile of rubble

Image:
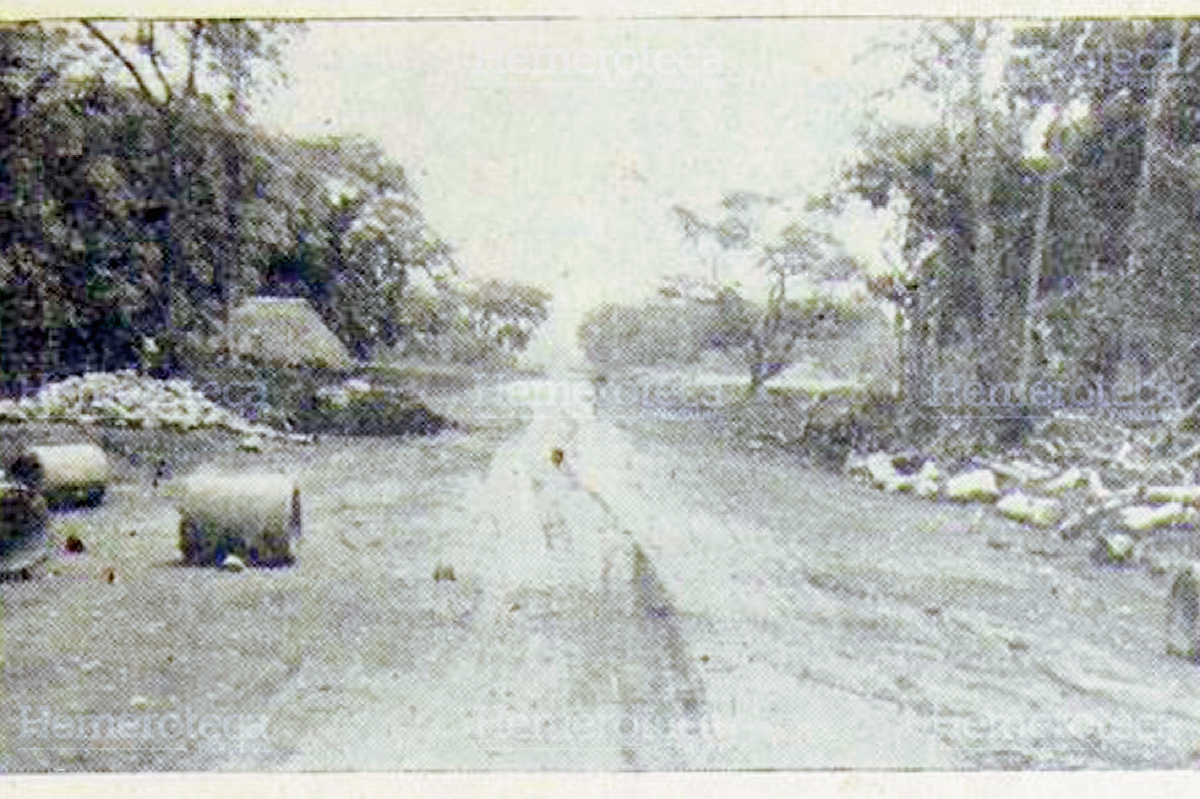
[0,371,277,438]
[846,410,1200,567]
[296,377,452,436]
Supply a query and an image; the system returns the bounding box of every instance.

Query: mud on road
[2,376,1200,770]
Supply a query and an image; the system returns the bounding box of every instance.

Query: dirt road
[3,374,1200,770]
[250,373,1200,769]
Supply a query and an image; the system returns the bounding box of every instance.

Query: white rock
[844,453,869,479]
[991,459,1057,486]
[1057,511,1087,538]
[996,491,1063,527]
[1117,503,1193,532]
[865,453,899,488]
[911,461,941,499]
[1086,469,1111,503]
[914,479,940,500]
[218,554,246,573]
[1041,467,1088,495]
[945,469,1000,502]
[1144,485,1200,505]
[1099,533,1136,563]
[238,434,264,453]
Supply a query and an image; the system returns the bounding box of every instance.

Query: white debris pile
[0,371,275,436]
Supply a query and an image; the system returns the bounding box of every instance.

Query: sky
[253,20,916,363]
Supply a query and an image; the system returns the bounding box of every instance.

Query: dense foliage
[846,20,1200,432]
[0,21,550,393]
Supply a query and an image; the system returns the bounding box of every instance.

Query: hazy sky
[254,20,912,361]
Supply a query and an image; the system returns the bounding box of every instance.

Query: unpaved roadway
[4,373,1200,770]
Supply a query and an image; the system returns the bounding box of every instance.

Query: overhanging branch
[81,21,163,106]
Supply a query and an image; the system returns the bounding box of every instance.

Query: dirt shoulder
[0,411,519,772]
[609,411,1200,768]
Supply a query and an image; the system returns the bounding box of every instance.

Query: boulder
[989,459,1057,487]
[1167,562,1200,661]
[912,461,940,499]
[1027,438,1060,463]
[865,452,900,488]
[1144,485,1200,505]
[996,491,1063,527]
[1086,469,1112,503]
[1057,511,1088,540]
[238,434,264,453]
[1117,503,1193,532]
[1040,467,1089,495]
[945,469,1000,503]
[844,453,871,480]
[1097,533,1137,564]
[914,479,940,500]
[0,400,27,423]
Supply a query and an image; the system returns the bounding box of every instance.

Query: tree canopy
[0,21,549,389]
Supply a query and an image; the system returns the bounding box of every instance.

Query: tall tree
[79,20,295,366]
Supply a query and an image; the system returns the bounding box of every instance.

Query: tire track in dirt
[446,394,718,769]
[263,385,719,769]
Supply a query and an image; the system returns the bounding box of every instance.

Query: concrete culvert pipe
[177,473,301,567]
[7,444,110,508]
[1167,562,1200,661]
[0,481,49,575]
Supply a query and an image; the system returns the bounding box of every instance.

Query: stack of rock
[0,371,275,437]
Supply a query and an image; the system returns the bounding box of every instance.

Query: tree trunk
[746,333,767,399]
[967,21,1004,395]
[1019,174,1053,392]
[1121,20,1185,375]
[221,139,243,361]
[900,276,930,435]
[27,152,45,392]
[161,107,179,358]
[220,71,248,363]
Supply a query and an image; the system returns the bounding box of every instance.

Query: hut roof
[228,297,353,369]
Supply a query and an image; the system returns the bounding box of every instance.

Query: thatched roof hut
[228,297,352,369]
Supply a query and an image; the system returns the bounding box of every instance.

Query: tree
[2,23,488,383]
[850,21,1090,439]
[672,193,865,395]
[256,135,456,359]
[78,20,297,365]
[465,279,551,354]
